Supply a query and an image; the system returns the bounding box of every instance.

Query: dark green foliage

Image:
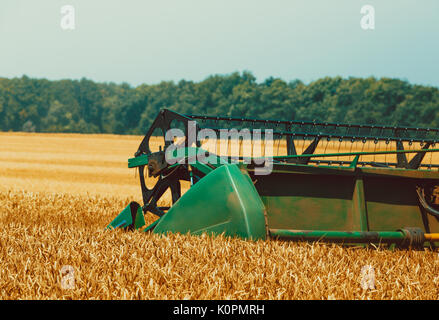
[0,72,438,134]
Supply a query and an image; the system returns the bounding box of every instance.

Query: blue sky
[1,0,438,87]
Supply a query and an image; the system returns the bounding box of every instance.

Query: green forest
[1,72,439,135]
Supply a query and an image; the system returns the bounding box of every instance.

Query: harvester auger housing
[107,109,439,249]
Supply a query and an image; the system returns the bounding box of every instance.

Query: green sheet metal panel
[364,176,439,232]
[255,172,360,231]
[251,163,439,234]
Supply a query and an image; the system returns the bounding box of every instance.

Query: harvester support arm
[409,143,432,169]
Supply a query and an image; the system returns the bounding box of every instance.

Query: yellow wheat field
[1,132,439,300]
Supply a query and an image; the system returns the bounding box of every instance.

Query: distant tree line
[1,72,439,135]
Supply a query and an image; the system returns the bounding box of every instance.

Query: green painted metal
[167,147,231,175]
[151,164,267,240]
[244,159,439,246]
[352,176,368,231]
[271,147,439,161]
[256,171,358,231]
[143,218,160,233]
[349,155,360,168]
[243,161,439,179]
[269,229,406,244]
[106,202,145,230]
[363,177,428,232]
[166,146,229,163]
[128,154,149,168]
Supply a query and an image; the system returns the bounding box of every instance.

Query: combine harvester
[108,109,439,249]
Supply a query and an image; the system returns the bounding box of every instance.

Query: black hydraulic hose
[416,186,439,219]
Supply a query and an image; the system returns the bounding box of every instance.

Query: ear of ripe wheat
[1,133,439,300]
[1,190,439,300]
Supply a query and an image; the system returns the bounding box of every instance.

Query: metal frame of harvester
[107,109,439,249]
